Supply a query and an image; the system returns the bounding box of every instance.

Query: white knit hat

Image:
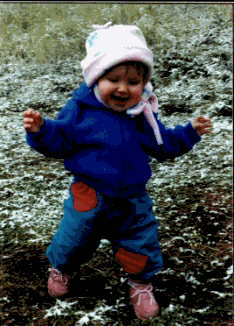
[80,22,154,87]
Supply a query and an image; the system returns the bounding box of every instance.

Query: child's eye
[108,78,118,82]
[129,80,140,85]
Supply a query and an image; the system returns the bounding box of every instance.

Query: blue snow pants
[46,182,163,282]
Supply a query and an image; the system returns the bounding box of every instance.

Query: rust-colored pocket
[115,248,148,275]
[71,182,98,212]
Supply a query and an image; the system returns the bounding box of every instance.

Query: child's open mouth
[112,95,129,103]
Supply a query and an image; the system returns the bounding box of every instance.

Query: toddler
[23,22,212,321]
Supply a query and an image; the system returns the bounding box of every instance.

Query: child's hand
[23,108,44,133]
[192,116,212,136]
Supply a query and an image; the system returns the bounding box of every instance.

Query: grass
[0,3,232,64]
[0,3,233,325]
[1,185,232,325]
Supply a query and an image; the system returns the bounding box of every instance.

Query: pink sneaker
[128,279,159,321]
[48,267,71,298]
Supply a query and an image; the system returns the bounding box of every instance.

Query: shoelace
[129,281,155,306]
[49,268,69,285]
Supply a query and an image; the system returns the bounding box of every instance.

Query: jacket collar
[72,82,105,109]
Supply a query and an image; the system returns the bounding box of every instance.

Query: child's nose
[117,81,128,93]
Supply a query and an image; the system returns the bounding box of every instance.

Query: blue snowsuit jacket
[26,82,201,199]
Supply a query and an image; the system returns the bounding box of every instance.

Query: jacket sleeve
[25,98,78,159]
[143,115,201,162]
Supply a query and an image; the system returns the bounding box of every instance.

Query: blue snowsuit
[26,82,201,282]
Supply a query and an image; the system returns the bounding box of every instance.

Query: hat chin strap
[93,83,109,107]
[93,83,163,146]
[127,96,163,145]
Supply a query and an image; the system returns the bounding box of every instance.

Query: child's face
[97,64,145,111]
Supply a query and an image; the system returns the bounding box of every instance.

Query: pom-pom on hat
[80,22,154,87]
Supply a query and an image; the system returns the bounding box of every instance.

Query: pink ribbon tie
[127,95,163,145]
